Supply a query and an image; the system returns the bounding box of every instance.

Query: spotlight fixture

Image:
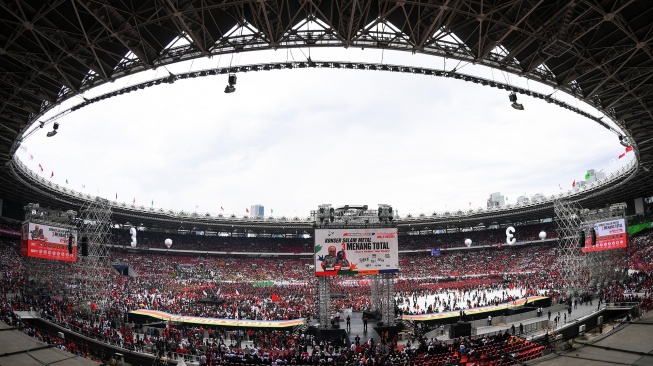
[618,135,629,147]
[46,122,59,137]
[224,74,237,93]
[509,92,524,110]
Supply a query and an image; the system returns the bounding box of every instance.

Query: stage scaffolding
[554,199,587,295]
[72,197,113,312]
[380,273,395,326]
[555,200,629,295]
[318,276,330,328]
[312,204,397,330]
[580,204,629,288]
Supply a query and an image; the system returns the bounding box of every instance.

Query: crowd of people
[0,216,651,365]
[110,222,557,253]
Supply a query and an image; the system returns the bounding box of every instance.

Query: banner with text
[20,222,77,262]
[582,218,627,253]
[314,228,399,277]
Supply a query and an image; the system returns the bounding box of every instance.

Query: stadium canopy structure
[0,0,652,234]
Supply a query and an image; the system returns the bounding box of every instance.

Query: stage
[401,295,550,324]
[129,309,305,329]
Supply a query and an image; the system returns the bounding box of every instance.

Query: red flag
[572,180,576,187]
[90,302,97,311]
[50,171,54,178]
[271,293,280,303]
[618,153,626,159]
[625,145,633,153]
[38,163,43,172]
[246,208,249,213]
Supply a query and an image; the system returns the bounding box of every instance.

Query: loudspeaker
[80,236,88,256]
[590,229,597,246]
[579,230,585,247]
[449,321,472,338]
[68,235,73,255]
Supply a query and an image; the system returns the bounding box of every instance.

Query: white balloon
[164,238,172,248]
[539,231,547,240]
[464,238,472,247]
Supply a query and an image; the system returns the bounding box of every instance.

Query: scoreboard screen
[20,222,77,262]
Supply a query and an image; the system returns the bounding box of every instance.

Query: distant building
[584,169,606,183]
[531,193,546,203]
[516,196,530,205]
[250,204,264,217]
[487,192,505,208]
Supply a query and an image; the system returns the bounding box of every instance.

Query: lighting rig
[312,204,395,228]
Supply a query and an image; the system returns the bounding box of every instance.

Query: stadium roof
[1,0,652,233]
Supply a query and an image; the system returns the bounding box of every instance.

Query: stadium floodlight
[224,73,237,93]
[509,92,524,110]
[618,135,629,147]
[46,122,59,137]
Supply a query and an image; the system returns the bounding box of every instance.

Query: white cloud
[21,49,634,218]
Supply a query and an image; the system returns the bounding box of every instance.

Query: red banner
[582,233,627,253]
[21,240,77,262]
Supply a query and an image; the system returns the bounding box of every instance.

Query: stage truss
[314,204,397,330]
[380,274,395,326]
[580,204,629,288]
[555,199,631,295]
[73,197,113,312]
[554,199,587,295]
[318,276,330,328]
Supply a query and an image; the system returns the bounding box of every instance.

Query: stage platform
[401,295,549,323]
[129,309,305,328]
[309,312,402,345]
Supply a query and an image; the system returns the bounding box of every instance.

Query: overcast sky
[19,47,634,218]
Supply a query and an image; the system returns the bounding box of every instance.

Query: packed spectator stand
[1,218,651,365]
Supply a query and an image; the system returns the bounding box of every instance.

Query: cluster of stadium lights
[32,61,627,142]
[39,121,59,137]
[509,92,524,110]
[315,204,394,227]
[224,74,237,93]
